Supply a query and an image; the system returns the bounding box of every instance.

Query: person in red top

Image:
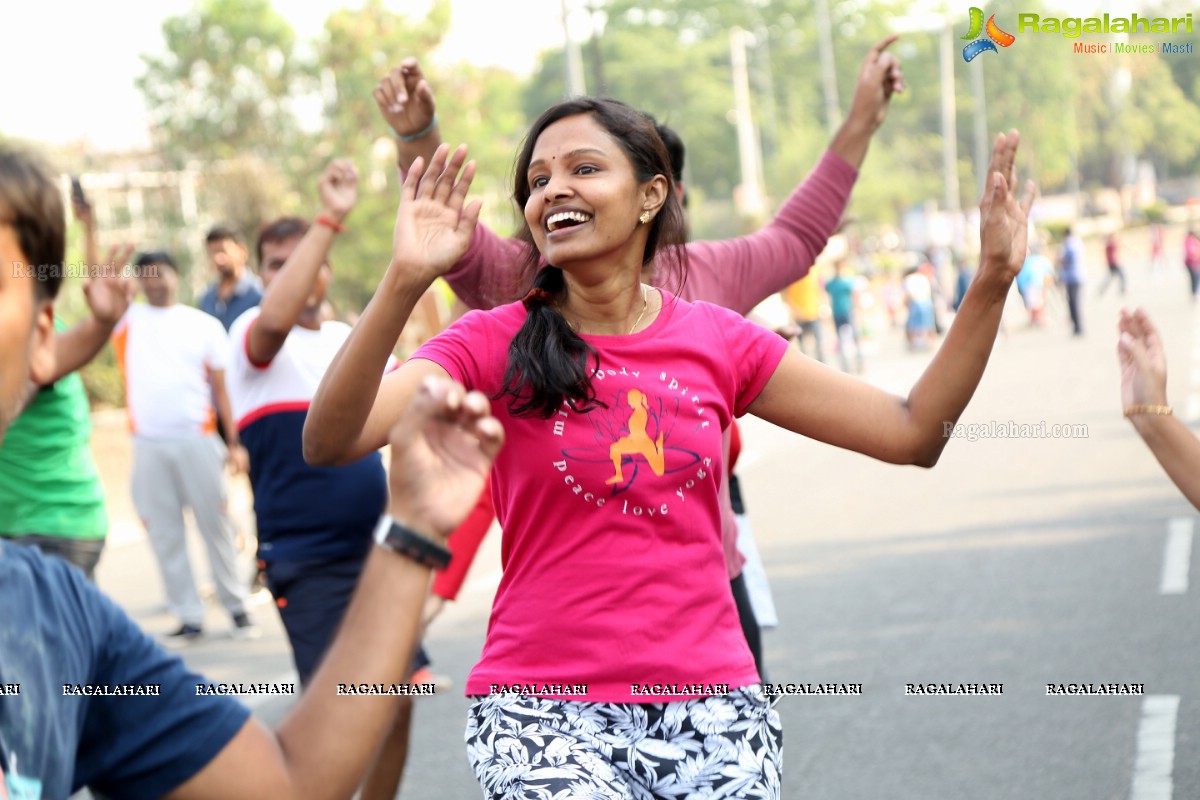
[1098,232,1127,297]
[303,96,1034,795]
[1184,229,1200,299]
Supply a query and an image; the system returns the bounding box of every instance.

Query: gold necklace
[560,286,650,335]
[628,285,649,335]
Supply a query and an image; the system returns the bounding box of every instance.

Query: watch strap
[373,515,452,571]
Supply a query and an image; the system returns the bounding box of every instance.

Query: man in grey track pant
[115,250,257,642]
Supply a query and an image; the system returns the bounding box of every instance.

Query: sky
[0,0,1135,153]
[0,0,566,151]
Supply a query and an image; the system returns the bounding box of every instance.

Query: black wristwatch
[373,515,452,571]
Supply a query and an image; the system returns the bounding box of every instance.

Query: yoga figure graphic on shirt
[606,389,665,485]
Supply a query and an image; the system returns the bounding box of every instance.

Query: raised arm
[828,35,905,170]
[375,59,529,311]
[681,37,904,315]
[748,131,1035,467]
[52,243,135,382]
[248,160,358,366]
[304,144,482,467]
[171,376,503,800]
[1118,308,1200,510]
[375,58,442,175]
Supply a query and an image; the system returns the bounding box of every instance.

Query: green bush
[1140,201,1169,224]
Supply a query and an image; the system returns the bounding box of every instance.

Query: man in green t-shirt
[0,195,133,579]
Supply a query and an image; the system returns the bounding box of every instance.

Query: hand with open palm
[978,130,1036,281]
[390,143,483,283]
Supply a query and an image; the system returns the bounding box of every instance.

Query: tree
[137,0,311,166]
[314,0,529,312]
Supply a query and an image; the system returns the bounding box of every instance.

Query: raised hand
[82,243,136,325]
[845,35,906,134]
[392,143,482,279]
[374,58,437,139]
[1118,308,1169,409]
[319,159,359,224]
[978,130,1036,280]
[385,375,504,541]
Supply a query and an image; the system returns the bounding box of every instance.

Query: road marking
[1130,695,1179,800]
[1160,518,1193,595]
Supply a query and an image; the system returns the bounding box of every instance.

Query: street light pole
[560,0,586,96]
[969,56,989,199]
[939,22,960,215]
[730,27,765,219]
[813,0,842,137]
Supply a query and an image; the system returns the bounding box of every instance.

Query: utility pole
[561,0,586,96]
[585,1,606,95]
[969,56,989,199]
[939,22,960,214]
[730,27,765,219]
[813,0,842,136]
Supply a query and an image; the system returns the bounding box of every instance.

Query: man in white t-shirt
[113,251,256,641]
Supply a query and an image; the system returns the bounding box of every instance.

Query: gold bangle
[1124,404,1172,417]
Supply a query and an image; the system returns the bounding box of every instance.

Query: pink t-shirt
[441,148,856,578]
[412,291,788,702]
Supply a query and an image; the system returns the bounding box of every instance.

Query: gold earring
[639,211,651,225]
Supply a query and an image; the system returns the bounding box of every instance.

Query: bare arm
[749,132,1034,468]
[51,244,135,382]
[828,35,905,170]
[304,144,482,467]
[249,161,358,366]
[1118,308,1200,509]
[170,376,503,800]
[374,58,442,175]
[676,37,905,314]
[206,368,248,473]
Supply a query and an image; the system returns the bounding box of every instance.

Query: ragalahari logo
[962,7,1016,61]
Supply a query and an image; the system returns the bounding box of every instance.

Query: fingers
[1118,324,1155,371]
[459,198,484,238]
[377,60,433,118]
[1117,330,1145,365]
[411,143,472,205]
[103,242,136,272]
[412,144,450,201]
[447,157,476,212]
[393,375,505,460]
[399,57,424,86]
[1130,307,1162,348]
[433,145,470,204]
[401,155,426,203]
[1019,178,1036,219]
[869,34,900,60]
[415,80,436,111]
[325,158,356,181]
[981,130,1021,212]
[373,84,392,113]
[1005,129,1020,191]
[882,56,906,96]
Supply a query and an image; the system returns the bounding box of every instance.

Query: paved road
[88,256,1198,799]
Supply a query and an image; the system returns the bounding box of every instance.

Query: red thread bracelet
[315,214,346,234]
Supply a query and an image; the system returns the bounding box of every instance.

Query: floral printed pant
[464,685,782,799]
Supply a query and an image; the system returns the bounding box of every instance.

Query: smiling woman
[501,98,687,419]
[303,96,1035,799]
